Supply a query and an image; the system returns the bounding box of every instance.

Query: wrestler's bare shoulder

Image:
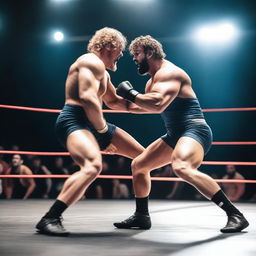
[75,53,106,79]
[20,165,32,174]
[155,60,191,83]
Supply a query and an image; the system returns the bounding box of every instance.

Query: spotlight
[54,31,64,42]
[194,22,238,44]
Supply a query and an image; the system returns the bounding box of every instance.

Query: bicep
[151,80,180,106]
[23,167,35,185]
[42,166,51,175]
[78,67,100,99]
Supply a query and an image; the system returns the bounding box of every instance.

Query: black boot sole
[36,229,70,236]
[220,220,249,233]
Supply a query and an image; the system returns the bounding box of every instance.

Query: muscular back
[65,53,108,106]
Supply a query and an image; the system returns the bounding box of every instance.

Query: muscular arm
[3,180,13,199]
[78,64,106,130]
[231,174,245,201]
[117,70,181,113]
[22,166,36,199]
[103,74,150,113]
[42,165,52,197]
[3,168,13,199]
[133,78,180,113]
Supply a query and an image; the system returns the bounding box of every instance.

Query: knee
[131,158,147,177]
[172,160,194,182]
[81,160,102,178]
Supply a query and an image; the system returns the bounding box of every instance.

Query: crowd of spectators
[0,145,255,201]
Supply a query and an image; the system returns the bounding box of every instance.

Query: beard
[137,57,149,75]
[227,171,236,179]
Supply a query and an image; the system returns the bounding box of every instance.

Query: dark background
[0,0,255,186]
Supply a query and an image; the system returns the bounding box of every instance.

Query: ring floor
[0,200,255,256]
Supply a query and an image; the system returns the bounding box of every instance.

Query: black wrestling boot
[220,213,249,233]
[113,212,151,229]
[36,216,70,236]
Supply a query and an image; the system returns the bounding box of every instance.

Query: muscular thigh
[171,136,204,169]
[66,129,102,167]
[110,127,145,159]
[134,138,174,172]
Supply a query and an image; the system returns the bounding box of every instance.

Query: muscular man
[114,35,249,233]
[7,154,36,199]
[222,165,245,201]
[36,28,144,235]
[0,146,10,198]
[30,157,52,199]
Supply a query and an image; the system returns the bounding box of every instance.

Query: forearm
[233,184,245,201]
[106,95,149,113]
[4,186,13,199]
[45,178,52,195]
[133,93,163,113]
[127,101,152,113]
[166,182,179,198]
[23,184,35,199]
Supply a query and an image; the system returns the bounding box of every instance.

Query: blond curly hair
[129,35,166,59]
[87,27,127,52]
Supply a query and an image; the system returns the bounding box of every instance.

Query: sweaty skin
[7,164,36,199]
[127,59,196,113]
[65,52,126,131]
[123,46,220,199]
[57,48,144,206]
[114,41,249,233]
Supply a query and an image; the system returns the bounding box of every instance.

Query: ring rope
[1,104,256,113]
[0,174,255,183]
[1,106,255,183]
[211,142,256,145]
[0,151,255,165]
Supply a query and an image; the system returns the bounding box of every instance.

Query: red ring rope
[0,174,255,183]
[1,105,255,184]
[0,104,256,113]
[211,142,256,145]
[0,151,255,165]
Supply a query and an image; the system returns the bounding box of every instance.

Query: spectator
[85,160,111,199]
[150,164,184,199]
[249,193,256,201]
[67,160,80,175]
[112,156,131,199]
[11,145,20,151]
[0,146,10,198]
[165,165,184,200]
[30,156,52,199]
[194,172,219,200]
[112,179,130,199]
[222,165,245,201]
[7,154,36,199]
[50,157,69,198]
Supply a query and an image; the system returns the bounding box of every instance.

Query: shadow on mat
[34,229,145,238]
[150,203,212,214]
[69,230,145,238]
[162,231,248,254]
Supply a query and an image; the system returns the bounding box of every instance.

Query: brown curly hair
[87,27,127,52]
[129,35,166,59]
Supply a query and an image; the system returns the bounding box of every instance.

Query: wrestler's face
[226,165,236,178]
[12,154,22,167]
[132,46,150,75]
[33,159,41,168]
[108,46,123,72]
[226,165,236,174]
[55,157,63,168]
